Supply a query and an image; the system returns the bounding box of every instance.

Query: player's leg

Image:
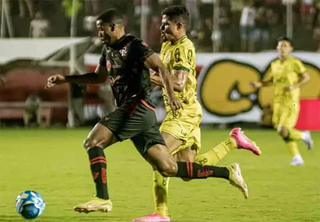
[133,125,249,221]
[277,106,312,166]
[281,119,313,151]
[195,127,261,166]
[151,132,185,218]
[23,111,30,127]
[134,126,260,221]
[145,144,249,199]
[273,105,299,163]
[35,109,41,126]
[78,99,156,210]
[132,129,183,221]
[74,123,117,213]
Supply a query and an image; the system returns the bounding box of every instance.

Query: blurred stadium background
[0,0,319,221]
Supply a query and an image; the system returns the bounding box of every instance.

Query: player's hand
[250,81,262,89]
[167,94,183,117]
[45,74,67,89]
[284,85,296,92]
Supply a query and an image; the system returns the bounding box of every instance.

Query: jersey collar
[109,34,134,49]
[172,35,187,45]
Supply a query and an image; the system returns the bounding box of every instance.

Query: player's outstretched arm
[250,77,273,89]
[145,53,182,115]
[45,65,108,89]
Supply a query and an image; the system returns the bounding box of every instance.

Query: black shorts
[99,99,165,155]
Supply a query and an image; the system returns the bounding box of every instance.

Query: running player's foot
[133,212,170,222]
[229,127,261,156]
[227,163,249,199]
[302,131,313,150]
[74,197,112,213]
[290,154,304,166]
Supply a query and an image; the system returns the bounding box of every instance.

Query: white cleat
[290,154,304,166]
[302,131,313,150]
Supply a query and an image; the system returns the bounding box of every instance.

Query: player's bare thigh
[145,143,178,177]
[161,132,184,154]
[161,131,197,161]
[84,123,118,150]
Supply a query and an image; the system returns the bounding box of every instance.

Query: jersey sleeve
[294,59,307,75]
[132,39,154,63]
[172,45,192,72]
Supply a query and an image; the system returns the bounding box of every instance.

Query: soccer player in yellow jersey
[133,6,261,222]
[251,37,313,166]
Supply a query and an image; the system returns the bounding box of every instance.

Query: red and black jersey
[99,34,154,107]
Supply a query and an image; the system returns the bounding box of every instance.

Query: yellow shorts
[272,103,300,129]
[160,102,202,156]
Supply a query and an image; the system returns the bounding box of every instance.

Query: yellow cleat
[227,163,249,199]
[74,197,112,213]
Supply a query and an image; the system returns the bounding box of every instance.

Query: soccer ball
[15,191,45,219]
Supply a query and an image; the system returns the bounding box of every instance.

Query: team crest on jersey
[106,60,111,72]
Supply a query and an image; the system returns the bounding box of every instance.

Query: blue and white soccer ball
[15,191,45,219]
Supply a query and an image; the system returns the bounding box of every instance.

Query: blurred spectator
[85,0,102,16]
[184,0,201,32]
[218,6,232,51]
[313,0,320,50]
[300,0,315,29]
[240,0,256,52]
[29,11,50,38]
[268,7,285,48]
[23,94,41,127]
[264,0,281,8]
[194,18,212,52]
[68,83,85,128]
[210,5,232,52]
[159,0,175,12]
[147,15,161,52]
[18,0,34,18]
[255,6,270,51]
[231,0,245,12]
[313,26,320,50]
[133,0,152,36]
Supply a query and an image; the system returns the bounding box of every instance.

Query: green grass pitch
[0,128,319,222]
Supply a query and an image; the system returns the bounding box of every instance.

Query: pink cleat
[229,128,261,156]
[133,212,170,222]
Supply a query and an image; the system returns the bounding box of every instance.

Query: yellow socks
[153,170,170,217]
[286,141,300,156]
[195,138,237,165]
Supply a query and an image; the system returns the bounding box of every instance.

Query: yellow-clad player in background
[133,5,261,222]
[251,37,313,166]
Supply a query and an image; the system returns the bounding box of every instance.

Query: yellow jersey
[270,56,306,105]
[159,36,201,117]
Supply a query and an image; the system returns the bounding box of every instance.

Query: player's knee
[158,161,177,177]
[84,137,101,150]
[277,126,288,138]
